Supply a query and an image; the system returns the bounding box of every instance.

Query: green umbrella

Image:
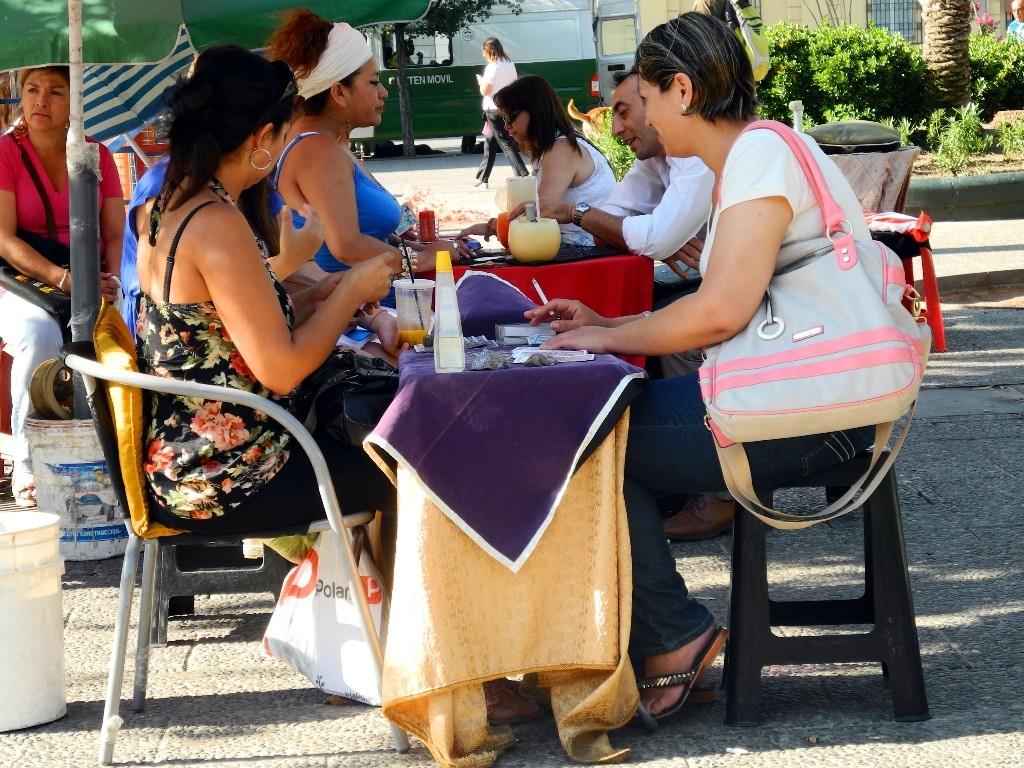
[0,0,430,68]
[0,0,429,417]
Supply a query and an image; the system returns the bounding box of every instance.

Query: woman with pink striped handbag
[528,12,927,730]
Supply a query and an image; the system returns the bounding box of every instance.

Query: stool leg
[917,246,946,353]
[866,469,930,721]
[726,508,771,726]
[151,545,173,647]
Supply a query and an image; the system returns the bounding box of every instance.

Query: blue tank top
[276,132,402,305]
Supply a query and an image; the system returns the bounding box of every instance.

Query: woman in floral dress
[134,45,401,533]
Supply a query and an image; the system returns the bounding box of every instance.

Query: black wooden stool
[150,541,294,646]
[724,454,930,726]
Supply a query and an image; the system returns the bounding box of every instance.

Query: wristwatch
[572,202,591,227]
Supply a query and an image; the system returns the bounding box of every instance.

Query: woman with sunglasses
[134,45,400,533]
[461,74,615,246]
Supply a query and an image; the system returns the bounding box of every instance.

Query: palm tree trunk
[921,0,972,111]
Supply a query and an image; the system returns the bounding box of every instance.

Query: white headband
[296,23,373,100]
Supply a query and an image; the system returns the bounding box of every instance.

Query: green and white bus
[356,0,600,150]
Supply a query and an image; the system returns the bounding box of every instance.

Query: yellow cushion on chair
[92,302,184,538]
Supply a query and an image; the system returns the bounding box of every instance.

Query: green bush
[931,105,993,174]
[592,109,636,182]
[759,23,926,125]
[968,35,1024,121]
[998,118,1024,158]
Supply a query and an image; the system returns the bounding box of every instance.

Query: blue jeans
[0,292,64,474]
[623,372,874,658]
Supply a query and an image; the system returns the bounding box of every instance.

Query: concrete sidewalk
[0,146,1021,767]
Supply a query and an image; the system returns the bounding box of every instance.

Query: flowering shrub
[973,2,996,36]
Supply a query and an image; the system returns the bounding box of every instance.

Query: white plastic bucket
[25,417,128,561]
[0,511,66,731]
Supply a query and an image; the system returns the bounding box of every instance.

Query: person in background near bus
[0,65,124,507]
[460,74,616,245]
[474,37,529,189]
[268,9,453,306]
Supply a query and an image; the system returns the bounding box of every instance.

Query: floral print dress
[136,199,298,524]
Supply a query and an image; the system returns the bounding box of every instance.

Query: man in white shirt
[549,72,713,279]
[552,72,732,542]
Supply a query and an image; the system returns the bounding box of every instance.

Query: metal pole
[67,0,101,418]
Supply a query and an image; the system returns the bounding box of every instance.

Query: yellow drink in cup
[394,278,435,348]
[399,328,429,346]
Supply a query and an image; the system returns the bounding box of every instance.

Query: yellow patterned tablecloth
[375,416,637,767]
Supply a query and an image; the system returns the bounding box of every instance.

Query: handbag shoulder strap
[739,119,859,271]
[16,140,60,242]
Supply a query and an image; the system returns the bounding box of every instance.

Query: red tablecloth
[452,254,653,367]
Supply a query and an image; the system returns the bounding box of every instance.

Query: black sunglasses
[502,110,522,126]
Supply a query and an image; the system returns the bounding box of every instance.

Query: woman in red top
[0,65,124,505]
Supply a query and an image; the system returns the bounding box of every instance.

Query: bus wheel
[461,135,479,154]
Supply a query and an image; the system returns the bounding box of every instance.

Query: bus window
[600,17,637,56]
[382,32,453,68]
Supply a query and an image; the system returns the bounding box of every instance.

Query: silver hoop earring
[249,147,273,171]
[680,103,688,113]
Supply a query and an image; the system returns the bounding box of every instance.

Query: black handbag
[296,349,399,446]
[0,140,72,337]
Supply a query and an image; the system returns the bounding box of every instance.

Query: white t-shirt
[602,155,713,261]
[481,58,517,111]
[701,128,870,275]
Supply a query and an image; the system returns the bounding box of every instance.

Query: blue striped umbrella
[82,25,194,147]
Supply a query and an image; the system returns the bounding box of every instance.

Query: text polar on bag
[263,535,386,706]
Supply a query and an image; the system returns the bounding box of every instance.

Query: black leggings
[151,438,396,535]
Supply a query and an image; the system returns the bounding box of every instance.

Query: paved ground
[0,146,1021,767]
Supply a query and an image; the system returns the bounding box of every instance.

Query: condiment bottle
[432,249,465,373]
[418,209,437,243]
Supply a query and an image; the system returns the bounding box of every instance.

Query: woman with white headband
[269,10,451,307]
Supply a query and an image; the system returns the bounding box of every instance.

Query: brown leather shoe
[663,495,735,541]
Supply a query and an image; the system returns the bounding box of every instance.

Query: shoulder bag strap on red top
[16,140,60,242]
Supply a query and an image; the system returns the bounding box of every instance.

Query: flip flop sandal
[634,626,729,732]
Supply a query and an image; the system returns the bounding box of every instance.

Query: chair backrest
[62,302,184,538]
[830,146,921,214]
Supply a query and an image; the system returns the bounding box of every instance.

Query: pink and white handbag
[698,120,930,529]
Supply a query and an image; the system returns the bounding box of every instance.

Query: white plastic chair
[60,340,410,765]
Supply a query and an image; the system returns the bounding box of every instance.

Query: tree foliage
[409,0,523,39]
[758,23,927,124]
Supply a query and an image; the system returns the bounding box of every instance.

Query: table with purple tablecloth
[364,283,647,766]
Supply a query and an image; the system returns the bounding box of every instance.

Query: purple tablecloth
[366,350,645,571]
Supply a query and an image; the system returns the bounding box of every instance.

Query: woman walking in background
[474,37,528,189]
